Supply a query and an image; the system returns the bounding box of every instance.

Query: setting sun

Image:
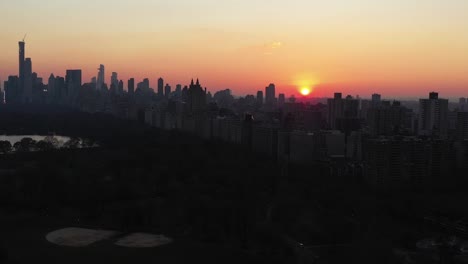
[300,87,311,96]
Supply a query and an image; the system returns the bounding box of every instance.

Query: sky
[1,0,468,98]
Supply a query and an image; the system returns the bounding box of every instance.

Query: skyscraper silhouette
[419,92,449,138]
[118,80,124,94]
[65,70,82,104]
[111,72,118,89]
[188,78,206,113]
[165,83,171,99]
[18,41,25,89]
[158,78,164,97]
[265,83,276,107]
[23,58,32,103]
[97,64,105,90]
[256,91,264,107]
[327,93,344,129]
[128,78,135,95]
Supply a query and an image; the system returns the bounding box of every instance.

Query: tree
[44,136,60,149]
[63,137,81,149]
[36,140,55,152]
[13,137,37,152]
[0,140,12,154]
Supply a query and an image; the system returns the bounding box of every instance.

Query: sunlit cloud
[239,41,284,56]
[263,41,283,55]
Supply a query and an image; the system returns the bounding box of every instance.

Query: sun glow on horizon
[300,87,311,96]
[293,72,319,97]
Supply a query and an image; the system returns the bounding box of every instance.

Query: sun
[300,87,311,96]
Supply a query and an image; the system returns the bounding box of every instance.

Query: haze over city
[3,1,468,264]
[1,0,468,97]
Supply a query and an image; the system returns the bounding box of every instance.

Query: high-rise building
[256,91,264,107]
[97,64,105,90]
[457,112,468,140]
[278,93,286,107]
[23,58,33,103]
[327,93,344,129]
[175,84,182,97]
[188,79,206,112]
[66,69,82,104]
[118,80,124,94]
[459,97,467,112]
[0,88,4,104]
[418,92,449,138]
[111,72,118,89]
[4,76,19,104]
[47,74,55,103]
[128,78,135,95]
[367,101,413,136]
[165,83,171,98]
[265,83,276,106]
[143,78,150,90]
[18,41,25,92]
[55,76,66,104]
[158,78,164,97]
[372,93,381,106]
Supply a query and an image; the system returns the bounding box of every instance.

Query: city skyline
[1,0,468,98]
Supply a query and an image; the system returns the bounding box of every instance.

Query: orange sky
[1,0,468,98]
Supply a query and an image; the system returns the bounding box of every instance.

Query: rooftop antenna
[22,34,27,42]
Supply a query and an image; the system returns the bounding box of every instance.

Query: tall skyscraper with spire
[18,40,33,103]
[18,41,25,85]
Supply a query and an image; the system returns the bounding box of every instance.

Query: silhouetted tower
[419,92,449,138]
[327,93,344,129]
[372,93,381,106]
[165,83,171,99]
[97,64,105,90]
[22,58,33,103]
[265,83,276,107]
[18,41,25,87]
[188,78,207,112]
[128,78,135,95]
[118,80,124,94]
[158,77,164,97]
[175,84,182,97]
[278,93,286,107]
[48,73,55,102]
[111,72,118,89]
[256,91,264,107]
[65,69,82,104]
[143,78,150,90]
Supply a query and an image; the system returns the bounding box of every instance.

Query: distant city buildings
[418,92,449,138]
[3,39,468,193]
